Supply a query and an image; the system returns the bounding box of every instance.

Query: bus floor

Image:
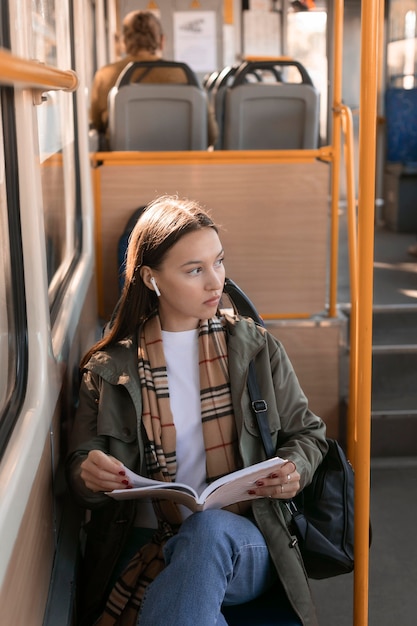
[311,459,417,626]
[337,210,417,309]
[318,211,417,625]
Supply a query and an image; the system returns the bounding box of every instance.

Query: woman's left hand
[248,461,300,499]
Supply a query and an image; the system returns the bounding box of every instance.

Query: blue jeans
[138,509,277,625]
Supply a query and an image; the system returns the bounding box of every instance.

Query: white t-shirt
[162,329,207,498]
[135,328,207,527]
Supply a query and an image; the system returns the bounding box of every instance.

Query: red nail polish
[119,470,126,476]
[256,480,264,486]
[122,479,129,485]
[248,490,256,495]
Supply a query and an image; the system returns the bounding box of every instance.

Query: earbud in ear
[150,276,161,297]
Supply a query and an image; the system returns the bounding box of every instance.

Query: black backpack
[287,439,355,578]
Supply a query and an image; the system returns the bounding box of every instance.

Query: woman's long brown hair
[81,195,217,368]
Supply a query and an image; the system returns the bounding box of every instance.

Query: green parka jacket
[66,314,328,625]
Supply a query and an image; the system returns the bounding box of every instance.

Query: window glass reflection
[32,0,78,300]
[387,1,417,87]
[32,0,57,65]
[287,9,328,141]
[0,112,16,414]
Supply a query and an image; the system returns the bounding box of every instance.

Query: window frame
[0,3,29,459]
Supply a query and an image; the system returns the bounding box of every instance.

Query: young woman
[66,195,327,626]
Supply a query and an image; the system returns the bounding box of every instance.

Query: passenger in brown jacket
[90,10,218,148]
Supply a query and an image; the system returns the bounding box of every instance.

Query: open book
[107,456,286,512]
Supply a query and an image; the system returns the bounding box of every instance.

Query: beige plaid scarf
[95,315,241,625]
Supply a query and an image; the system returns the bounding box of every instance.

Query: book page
[107,484,201,511]
[108,456,287,510]
[200,457,286,509]
[122,467,197,496]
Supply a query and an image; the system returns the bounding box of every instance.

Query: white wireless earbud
[150,276,161,297]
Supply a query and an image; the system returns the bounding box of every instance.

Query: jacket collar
[84,335,140,387]
[223,312,267,363]
[85,314,266,385]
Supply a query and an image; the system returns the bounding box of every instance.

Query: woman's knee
[163,510,265,565]
[179,509,245,545]
[185,509,235,533]
[163,510,239,563]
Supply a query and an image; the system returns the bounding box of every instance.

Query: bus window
[32,1,82,311]
[387,4,417,87]
[287,6,328,142]
[0,118,14,415]
[0,96,28,459]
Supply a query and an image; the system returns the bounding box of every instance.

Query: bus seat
[211,64,264,149]
[219,59,319,150]
[223,82,320,150]
[385,84,417,163]
[210,66,239,149]
[108,83,209,151]
[107,60,208,151]
[203,69,221,93]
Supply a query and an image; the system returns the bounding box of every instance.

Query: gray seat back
[108,83,208,151]
[219,59,319,150]
[223,82,320,150]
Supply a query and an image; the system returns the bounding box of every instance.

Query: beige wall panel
[0,436,54,625]
[0,279,97,625]
[97,160,330,321]
[265,320,346,439]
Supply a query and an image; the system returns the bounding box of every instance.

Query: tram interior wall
[94,157,346,438]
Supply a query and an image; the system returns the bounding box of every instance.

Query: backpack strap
[247,360,275,459]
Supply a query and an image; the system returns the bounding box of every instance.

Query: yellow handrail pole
[354,0,383,624]
[0,47,78,91]
[328,0,344,318]
[93,147,331,166]
[340,104,358,464]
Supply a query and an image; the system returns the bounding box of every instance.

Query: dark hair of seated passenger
[123,11,163,55]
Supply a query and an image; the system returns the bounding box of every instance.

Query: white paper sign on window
[173,11,217,73]
[243,10,281,58]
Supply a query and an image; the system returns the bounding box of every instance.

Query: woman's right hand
[80,449,132,492]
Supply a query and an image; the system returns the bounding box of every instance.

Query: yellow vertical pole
[354,0,383,624]
[328,0,344,318]
[223,0,234,25]
[342,101,359,466]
